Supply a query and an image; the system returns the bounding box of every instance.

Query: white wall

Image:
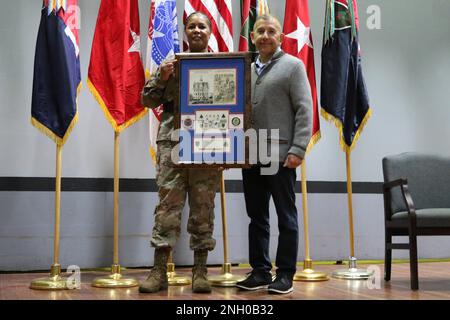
[2,0,450,180]
[1,0,450,270]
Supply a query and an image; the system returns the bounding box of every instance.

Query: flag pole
[209,172,245,286]
[332,150,374,279]
[294,162,329,282]
[92,132,138,288]
[167,249,191,285]
[30,144,68,290]
[346,150,356,258]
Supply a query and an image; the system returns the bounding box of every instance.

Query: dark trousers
[242,164,299,277]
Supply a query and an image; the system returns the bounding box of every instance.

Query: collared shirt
[254,47,281,76]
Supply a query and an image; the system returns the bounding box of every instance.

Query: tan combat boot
[139,247,170,293]
[192,249,211,293]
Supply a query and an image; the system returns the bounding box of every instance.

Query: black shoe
[268,274,293,294]
[236,271,272,291]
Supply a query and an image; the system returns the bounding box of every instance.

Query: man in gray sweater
[236,14,312,294]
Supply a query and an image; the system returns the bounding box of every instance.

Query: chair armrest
[383,178,417,228]
[383,178,407,191]
[399,183,417,220]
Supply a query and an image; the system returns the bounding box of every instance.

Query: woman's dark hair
[184,11,212,30]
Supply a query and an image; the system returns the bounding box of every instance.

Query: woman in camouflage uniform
[139,12,220,294]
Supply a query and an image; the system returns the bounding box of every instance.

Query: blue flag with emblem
[146,0,180,162]
[31,0,81,146]
[146,0,180,77]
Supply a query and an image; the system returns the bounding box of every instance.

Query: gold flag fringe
[87,78,148,133]
[149,145,157,164]
[306,130,321,154]
[320,107,372,153]
[146,70,160,164]
[31,82,82,147]
[145,69,151,81]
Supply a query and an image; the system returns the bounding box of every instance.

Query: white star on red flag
[128,28,141,53]
[285,17,313,54]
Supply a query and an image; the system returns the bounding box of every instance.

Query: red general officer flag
[282,0,320,152]
[88,0,147,132]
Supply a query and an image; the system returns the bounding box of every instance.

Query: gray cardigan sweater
[251,50,312,162]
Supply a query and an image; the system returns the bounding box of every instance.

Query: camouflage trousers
[150,141,221,251]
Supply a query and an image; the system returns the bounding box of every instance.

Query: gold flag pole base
[30,264,68,290]
[208,263,246,287]
[294,259,329,282]
[332,257,374,280]
[91,264,139,288]
[167,263,191,286]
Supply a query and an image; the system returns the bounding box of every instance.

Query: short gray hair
[253,14,282,32]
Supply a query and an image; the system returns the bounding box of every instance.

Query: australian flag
[321,0,371,151]
[31,0,81,146]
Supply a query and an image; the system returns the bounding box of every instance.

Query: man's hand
[283,154,303,169]
[160,59,176,81]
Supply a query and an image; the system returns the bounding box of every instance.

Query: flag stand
[167,250,191,285]
[332,150,374,279]
[30,144,68,290]
[294,162,329,282]
[209,173,246,286]
[92,132,139,288]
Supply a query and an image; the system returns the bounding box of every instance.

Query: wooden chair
[382,152,450,290]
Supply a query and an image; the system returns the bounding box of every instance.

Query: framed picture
[173,52,252,168]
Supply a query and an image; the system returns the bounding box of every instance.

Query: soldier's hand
[283,154,303,169]
[160,59,176,81]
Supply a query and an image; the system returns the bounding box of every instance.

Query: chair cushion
[391,208,450,228]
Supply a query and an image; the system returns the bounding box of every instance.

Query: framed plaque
[173,52,251,168]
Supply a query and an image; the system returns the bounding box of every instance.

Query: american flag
[183,0,234,53]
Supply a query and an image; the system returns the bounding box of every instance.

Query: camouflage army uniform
[142,68,220,251]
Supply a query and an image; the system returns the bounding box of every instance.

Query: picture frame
[173,52,252,168]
